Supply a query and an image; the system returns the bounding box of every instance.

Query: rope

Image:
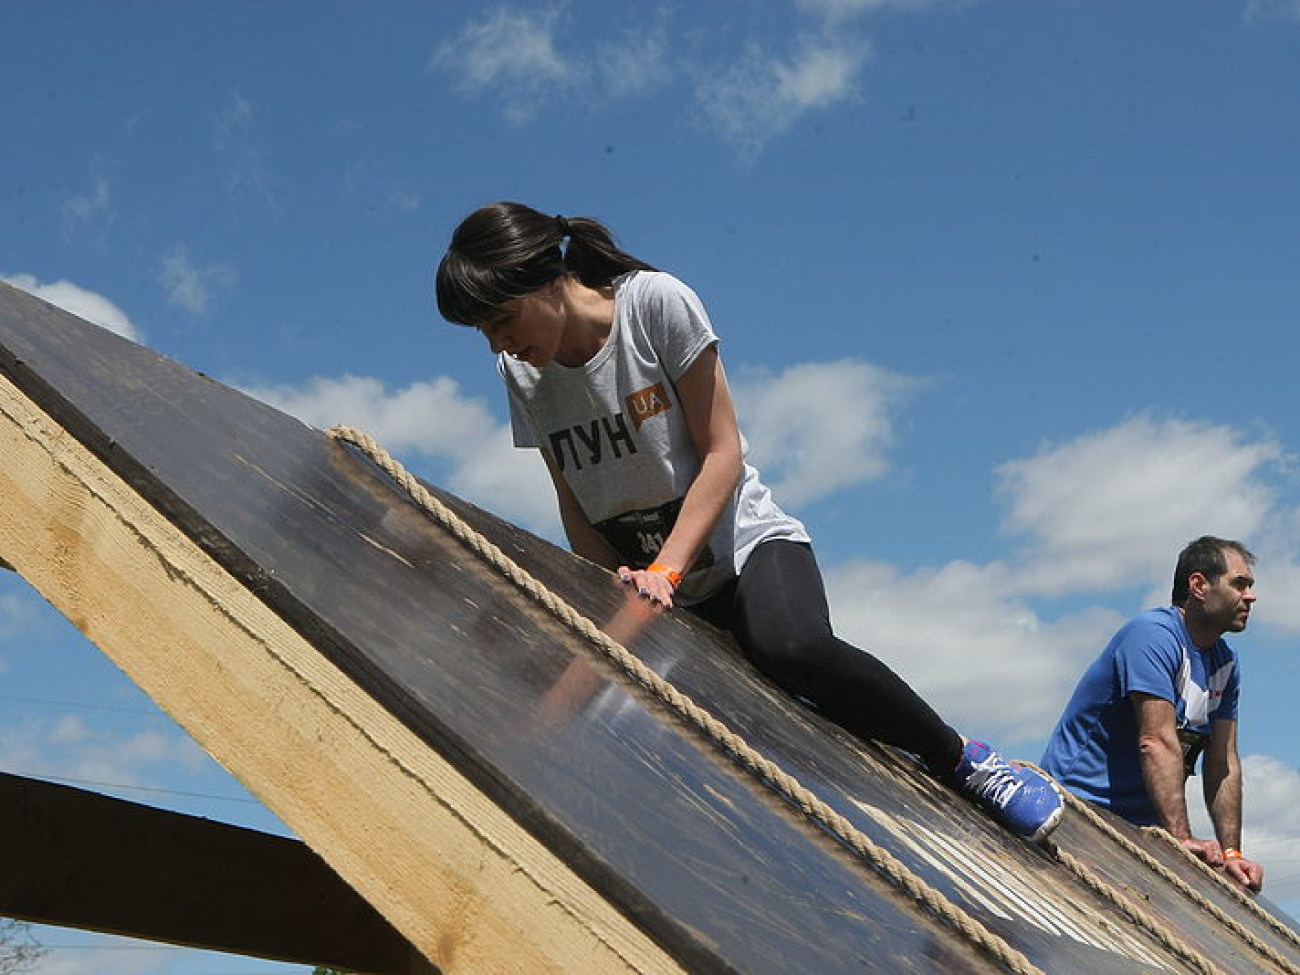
[1047,843,1229,975]
[1143,826,1300,955]
[326,425,1044,975]
[1016,762,1300,975]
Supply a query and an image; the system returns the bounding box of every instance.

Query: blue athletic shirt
[1040,606,1239,825]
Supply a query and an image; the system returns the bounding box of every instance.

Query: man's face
[1197,549,1257,634]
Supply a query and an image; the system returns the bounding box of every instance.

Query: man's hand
[1224,854,1265,892]
[1182,840,1265,892]
[1180,837,1224,867]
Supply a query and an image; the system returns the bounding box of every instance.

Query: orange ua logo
[625,382,671,430]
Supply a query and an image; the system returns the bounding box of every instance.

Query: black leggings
[687,539,964,773]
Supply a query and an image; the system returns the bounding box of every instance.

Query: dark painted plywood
[3,281,1298,975]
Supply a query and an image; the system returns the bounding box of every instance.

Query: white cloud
[1187,753,1300,904]
[0,716,205,790]
[1244,0,1300,23]
[216,91,254,136]
[158,246,233,315]
[2,274,142,342]
[27,935,187,975]
[996,415,1283,597]
[813,409,1296,746]
[0,584,48,676]
[239,358,916,545]
[241,374,558,533]
[388,187,422,213]
[0,589,38,642]
[733,359,916,508]
[244,374,495,457]
[694,32,871,153]
[595,19,672,99]
[432,7,867,151]
[238,358,923,552]
[239,357,904,563]
[798,0,948,17]
[1253,553,1300,635]
[233,366,1300,774]
[60,174,112,234]
[777,37,867,108]
[431,6,673,119]
[1241,754,1300,838]
[433,8,572,124]
[213,90,279,216]
[824,556,1126,743]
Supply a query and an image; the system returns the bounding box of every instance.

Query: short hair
[1171,535,1255,606]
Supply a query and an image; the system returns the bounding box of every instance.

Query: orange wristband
[646,563,683,588]
[1223,848,1243,860]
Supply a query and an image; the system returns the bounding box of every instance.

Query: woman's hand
[618,564,680,609]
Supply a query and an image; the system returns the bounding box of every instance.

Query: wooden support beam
[0,772,428,973]
[0,283,690,975]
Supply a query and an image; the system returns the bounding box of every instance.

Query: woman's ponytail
[437,202,656,326]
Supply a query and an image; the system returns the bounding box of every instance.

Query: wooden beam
[0,772,428,973]
[0,285,690,974]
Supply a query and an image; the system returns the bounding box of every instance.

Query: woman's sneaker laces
[952,740,1064,842]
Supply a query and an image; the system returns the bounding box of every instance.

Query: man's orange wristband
[1223,848,1244,860]
[646,563,683,588]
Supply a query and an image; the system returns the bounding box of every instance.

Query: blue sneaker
[952,741,1063,842]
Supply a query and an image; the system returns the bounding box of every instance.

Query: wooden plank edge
[0,372,687,975]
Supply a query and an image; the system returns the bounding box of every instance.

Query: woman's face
[475,283,564,367]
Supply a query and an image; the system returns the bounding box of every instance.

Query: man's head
[1172,535,1257,635]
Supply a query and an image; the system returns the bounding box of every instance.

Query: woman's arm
[541,450,624,571]
[620,343,743,607]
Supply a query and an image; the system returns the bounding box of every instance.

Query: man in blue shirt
[1042,536,1264,891]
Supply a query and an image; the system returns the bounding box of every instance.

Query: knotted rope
[1016,761,1300,975]
[327,425,1043,975]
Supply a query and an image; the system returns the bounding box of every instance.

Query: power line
[41,943,309,972]
[0,692,161,716]
[4,770,261,805]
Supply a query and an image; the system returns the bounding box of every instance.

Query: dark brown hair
[1171,535,1255,606]
[435,201,657,326]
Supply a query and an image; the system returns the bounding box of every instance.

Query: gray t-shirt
[501,270,808,603]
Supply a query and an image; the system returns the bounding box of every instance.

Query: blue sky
[3,1,1300,971]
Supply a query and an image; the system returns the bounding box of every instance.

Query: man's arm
[1131,692,1223,864]
[1203,718,1265,891]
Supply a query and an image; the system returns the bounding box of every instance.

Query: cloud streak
[693,32,870,154]
[432,8,572,125]
[159,246,234,315]
[432,5,871,151]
